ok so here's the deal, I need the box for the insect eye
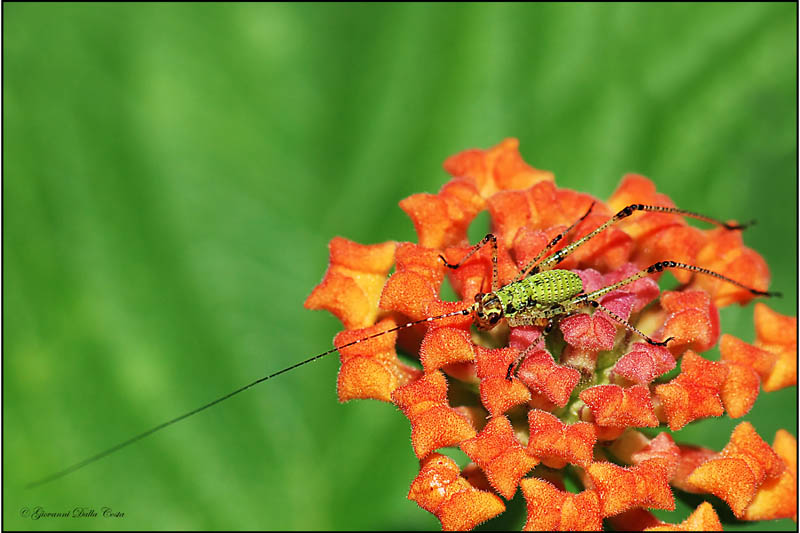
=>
[489,314,500,324]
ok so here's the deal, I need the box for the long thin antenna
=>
[26,308,472,489]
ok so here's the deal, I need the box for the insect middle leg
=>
[589,299,671,346]
[535,204,753,273]
[516,293,671,347]
[503,296,660,379]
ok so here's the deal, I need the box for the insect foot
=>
[306,139,796,530]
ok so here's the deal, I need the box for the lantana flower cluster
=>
[305,139,797,530]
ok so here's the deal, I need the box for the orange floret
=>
[520,477,603,531]
[399,177,485,249]
[527,409,596,468]
[773,429,797,475]
[743,430,797,521]
[392,371,477,458]
[687,457,757,518]
[557,209,634,272]
[719,422,785,484]
[718,334,776,416]
[560,311,617,353]
[609,431,681,480]
[379,243,445,319]
[636,225,708,285]
[305,237,397,329]
[380,270,439,321]
[408,453,505,530]
[644,502,723,531]
[487,189,540,250]
[606,174,677,236]
[511,224,564,272]
[586,458,675,516]
[336,356,401,403]
[607,508,663,531]
[459,416,539,499]
[687,422,785,517]
[379,244,474,339]
[606,175,710,284]
[719,361,759,418]
[743,468,797,521]
[654,351,727,431]
[394,242,447,284]
[613,342,676,385]
[719,333,777,379]
[659,290,720,358]
[691,227,771,307]
[475,346,532,416]
[631,434,680,480]
[671,445,718,493]
[593,425,626,442]
[487,180,597,249]
[516,345,581,408]
[580,384,659,428]
[754,302,797,346]
[754,303,798,391]
[603,262,662,313]
[444,138,554,198]
[461,462,494,492]
[335,318,422,402]
[419,327,476,372]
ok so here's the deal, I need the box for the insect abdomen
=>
[497,270,584,312]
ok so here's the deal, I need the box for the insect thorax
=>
[495,269,584,314]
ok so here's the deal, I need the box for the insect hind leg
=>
[581,260,779,303]
[536,204,754,272]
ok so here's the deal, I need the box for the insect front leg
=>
[504,316,559,381]
[505,307,563,381]
[439,233,499,291]
[506,340,538,381]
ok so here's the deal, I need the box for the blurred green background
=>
[4,3,796,531]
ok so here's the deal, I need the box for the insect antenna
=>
[25,307,473,489]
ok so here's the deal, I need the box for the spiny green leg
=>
[535,204,754,273]
[513,202,596,282]
[578,260,780,303]
[439,233,499,291]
